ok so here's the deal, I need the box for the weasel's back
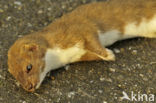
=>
[69,0,156,32]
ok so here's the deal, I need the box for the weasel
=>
[8,0,156,92]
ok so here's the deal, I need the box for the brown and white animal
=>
[8,0,156,92]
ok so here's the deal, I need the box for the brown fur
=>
[8,0,156,92]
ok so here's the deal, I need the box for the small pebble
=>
[14,1,22,6]
[100,77,105,81]
[142,77,148,81]
[27,23,32,27]
[109,68,116,72]
[68,91,75,98]
[105,78,113,82]
[98,90,103,94]
[65,65,70,71]
[118,84,122,88]
[117,75,124,80]
[100,77,112,82]
[0,75,5,79]
[38,10,43,14]
[90,80,94,83]
[103,101,107,103]
[139,74,144,77]
[48,99,52,102]
[62,5,66,9]
[17,6,22,10]
[146,87,154,94]
[134,84,137,87]
[16,81,20,87]
[114,48,120,53]
[6,16,11,21]
[45,91,49,94]
[136,64,141,68]
[56,98,60,102]
[139,74,148,81]
[128,47,132,50]
[18,35,23,38]
[47,7,51,11]
[0,97,3,100]
[132,50,137,55]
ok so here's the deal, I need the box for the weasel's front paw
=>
[89,48,116,61]
[95,48,115,61]
[104,49,115,61]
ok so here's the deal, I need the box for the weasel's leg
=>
[84,35,115,61]
[80,48,115,61]
[80,51,105,61]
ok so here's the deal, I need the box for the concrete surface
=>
[0,0,155,103]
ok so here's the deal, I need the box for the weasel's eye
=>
[26,64,32,73]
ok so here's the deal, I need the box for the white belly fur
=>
[44,43,86,71]
[98,30,137,47]
[124,15,156,37]
[98,15,156,46]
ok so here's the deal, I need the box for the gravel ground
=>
[0,0,156,103]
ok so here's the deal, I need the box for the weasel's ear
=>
[23,43,39,52]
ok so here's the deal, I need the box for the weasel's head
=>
[8,40,47,92]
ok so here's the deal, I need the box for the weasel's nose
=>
[27,83,33,90]
[25,83,36,92]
